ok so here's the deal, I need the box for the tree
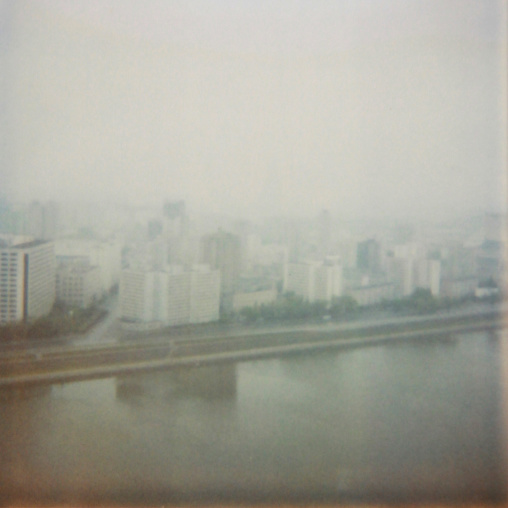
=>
[330,296,359,319]
[408,288,438,314]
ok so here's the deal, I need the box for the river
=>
[0,330,505,505]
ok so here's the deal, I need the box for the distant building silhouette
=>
[200,230,242,310]
[357,238,381,273]
[162,200,189,264]
[25,201,59,240]
[316,209,332,258]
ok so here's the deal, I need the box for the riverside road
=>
[0,305,503,387]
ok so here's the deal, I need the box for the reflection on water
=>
[0,332,505,504]
[117,364,237,402]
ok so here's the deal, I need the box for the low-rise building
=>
[440,276,477,299]
[345,282,395,306]
[233,289,278,311]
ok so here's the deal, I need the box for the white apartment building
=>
[0,237,55,324]
[120,265,220,327]
[119,269,147,322]
[346,282,395,306]
[284,262,316,300]
[165,268,189,325]
[387,245,441,297]
[283,258,343,303]
[387,257,414,297]
[190,265,222,323]
[414,259,441,296]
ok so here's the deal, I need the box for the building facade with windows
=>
[283,258,343,303]
[120,264,220,327]
[0,237,55,324]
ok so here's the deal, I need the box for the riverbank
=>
[0,309,502,388]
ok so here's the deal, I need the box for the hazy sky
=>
[1,0,506,220]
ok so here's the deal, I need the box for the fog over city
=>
[1,0,506,220]
[1,2,507,506]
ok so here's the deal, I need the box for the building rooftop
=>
[13,239,51,249]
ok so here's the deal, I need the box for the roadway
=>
[1,298,500,354]
[0,307,503,388]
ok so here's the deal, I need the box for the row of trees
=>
[382,287,500,315]
[0,302,107,342]
[381,288,441,315]
[238,292,359,324]
[235,286,495,325]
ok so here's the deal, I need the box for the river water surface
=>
[1,331,506,504]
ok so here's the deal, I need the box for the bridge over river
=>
[0,310,503,389]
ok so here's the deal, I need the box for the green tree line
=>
[0,302,107,342]
[238,292,359,324]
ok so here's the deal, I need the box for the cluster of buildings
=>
[283,215,504,306]
[0,234,121,325]
[119,202,241,329]
[118,202,505,331]
[0,201,121,324]
[0,198,504,330]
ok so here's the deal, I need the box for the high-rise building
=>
[0,200,25,235]
[119,265,220,327]
[283,257,342,303]
[0,237,55,323]
[414,258,441,296]
[200,230,242,309]
[163,200,187,237]
[357,239,381,273]
[386,243,442,297]
[284,262,316,301]
[25,201,59,240]
[386,255,414,297]
[162,200,189,264]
